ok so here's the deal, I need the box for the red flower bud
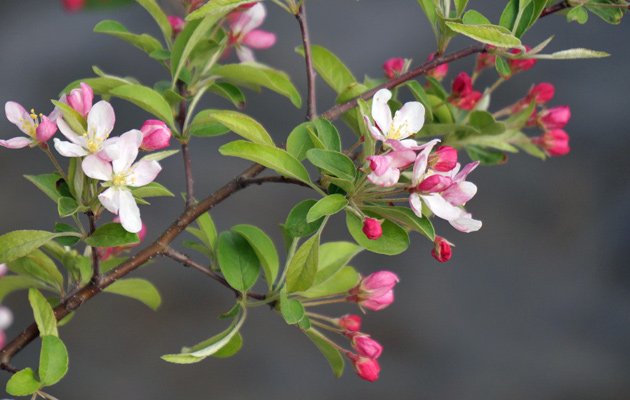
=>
[527,83,555,105]
[383,57,406,79]
[168,16,186,36]
[362,218,383,240]
[338,314,362,332]
[62,0,85,12]
[539,106,571,130]
[452,72,473,97]
[429,145,458,172]
[508,46,537,74]
[431,236,453,263]
[533,129,570,157]
[350,355,381,382]
[475,51,496,72]
[351,333,383,359]
[426,53,448,81]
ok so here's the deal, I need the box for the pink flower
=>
[366,140,416,187]
[427,52,448,81]
[65,82,94,118]
[509,46,537,74]
[533,129,570,156]
[0,330,5,349]
[349,355,381,382]
[140,120,172,151]
[337,314,362,332]
[228,3,276,62]
[539,106,571,130]
[349,271,399,311]
[0,306,13,331]
[432,236,453,263]
[2,102,58,149]
[365,89,425,146]
[383,57,405,79]
[429,145,458,172]
[168,16,186,36]
[62,0,85,12]
[450,73,482,110]
[362,218,383,240]
[351,334,383,359]
[527,83,555,105]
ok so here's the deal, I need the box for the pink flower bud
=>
[0,306,13,331]
[451,91,482,111]
[168,16,186,36]
[527,83,555,105]
[36,115,57,143]
[361,271,399,293]
[62,0,85,12]
[534,129,570,157]
[452,72,473,97]
[509,46,537,74]
[539,106,571,130]
[432,236,453,263]
[429,145,458,172]
[418,174,453,193]
[351,334,383,359]
[383,58,405,79]
[426,53,448,81]
[475,50,496,72]
[66,83,94,118]
[350,355,381,382]
[0,263,7,276]
[349,271,399,311]
[140,120,172,151]
[338,314,362,332]
[362,218,382,240]
[235,2,257,11]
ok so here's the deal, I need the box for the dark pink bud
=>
[527,83,555,105]
[534,129,570,157]
[140,120,172,151]
[66,82,93,118]
[426,53,448,81]
[431,236,453,263]
[338,314,362,332]
[383,57,405,79]
[429,145,458,172]
[351,334,384,359]
[452,91,482,110]
[475,50,496,72]
[0,330,5,350]
[350,355,381,382]
[509,46,537,74]
[452,72,473,97]
[62,0,85,12]
[36,115,57,143]
[539,106,571,130]
[418,174,453,193]
[349,271,399,311]
[168,16,186,36]
[362,218,383,240]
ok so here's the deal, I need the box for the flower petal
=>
[87,101,115,141]
[371,89,393,135]
[82,154,113,181]
[409,193,423,217]
[454,161,480,182]
[367,168,400,187]
[421,193,464,221]
[0,136,32,149]
[56,117,85,146]
[449,212,482,233]
[127,160,162,187]
[442,181,477,206]
[243,29,276,49]
[111,130,141,174]
[98,187,121,214]
[232,3,266,35]
[236,46,256,63]
[118,189,142,233]
[5,101,34,136]
[391,101,425,139]
[53,138,88,157]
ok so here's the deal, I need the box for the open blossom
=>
[383,57,405,79]
[140,120,172,151]
[64,82,94,118]
[365,89,425,147]
[2,102,58,149]
[227,3,276,62]
[348,271,399,311]
[366,139,417,187]
[82,130,162,233]
[533,129,570,156]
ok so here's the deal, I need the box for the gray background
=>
[1,1,630,399]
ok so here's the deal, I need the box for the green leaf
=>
[495,56,512,77]
[109,84,175,127]
[567,6,589,24]
[24,173,64,203]
[306,194,348,223]
[283,199,323,239]
[286,233,320,293]
[54,223,81,246]
[305,329,345,378]
[316,241,362,284]
[586,0,626,24]
[217,231,260,292]
[8,250,64,292]
[469,111,506,135]
[301,265,360,298]
[104,278,162,310]
[140,149,179,163]
[530,48,610,59]
[0,276,47,303]
[51,100,87,135]
[170,18,201,83]
[444,22,522,48]
[196,110,274,145]
[232,224,279,289]
[213,63,302,108]
[405,81,434,121]
[362,206,435,241]
[29,289,58,337]
[306,149,356,181]
[287,122,316,161]
[208,82,246,109]
[466,145,507,165]
[6,368,41,396]
[189,110,230,137]
[462,9,489,25]
[295,45,356,94]
[57,196,81,218]
[85,223,139,247]
[187,0,261,20]
[280,292,305,325]
[0,230,66,264]
[455,0,470,16]
[196,212,218,250]
[346,213,409,256]
[61,76,132,96]
[132,182,175,198]
[212,332,243,358]
[417,0,438,27]
[313,119,342,152]
[39,335,69,386]
[135,0,172,43]
[94,20,163,54]
[499,0,518,29]
[219,140,312,185]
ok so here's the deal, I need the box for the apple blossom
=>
[527,83,555,105]
[349,355,381,382]
[432,236,453,263]
[362,218,383,240]
[383,57,405,79]
[337,314,362,332]
[168,16,185,36]
[0,306,13,331]
[82,130,162,233]
[350,333,383,359]
[450,72,482,110]
[227,3,276,62]
[539,106,571,130]
[429,145,458,172]
[533,129,570,156]
[64,82,94,118]
[2,102,57,149]
[140,119,172,151]
[475,49,496,72]
[348,271,399,311]
[426,52,449,80]
[365,89,425,147]
[366,140,417,187]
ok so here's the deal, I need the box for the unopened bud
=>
[362,218,382,240]
[429,145,458,172]
[36,115,57,144]
[383,58,406,79]
[527,83,555,105]
[349,354,381,382]
[426,53,448,81]
[452,72,473,97]
[168,16,186,36]
[338,314,362,332]
[431,236,453,263]
[349,271,399,311]
[509,46,537,74]
[140,120,172,151]
[351,333,383,359]
[539,106,571,130]
[534,129,570,157]
[66,82,94,118]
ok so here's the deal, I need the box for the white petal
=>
[421,193,464,221]
[87,101,115,141]
[5,101,34,135]
[56,117,85,146]
[391,101,425,139]
[367,168,399,187]
[409,193,424,217]
[237,3,266,34]
[98,187,121,214]
[450,213,482,233]
[0,136,32,149]
[118,189,142,233]
[82,154,113,181]
[127,160,162,187]
[236,46,256,63]
[371,89,393,135]
[54,138,88,157]
[442,181,477,206]
[111,130,141,174]
[0,306,13,330]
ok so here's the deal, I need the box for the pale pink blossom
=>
[0,306,13,331]
[228,3,276,62]
[65,82,94,118]
[366,140,416,187]
[2,102,58,149]
[0,264,7,276]
[365,89,425,146]
[349,271,399,311]
[140,120,172,151]
[82,130,162,233]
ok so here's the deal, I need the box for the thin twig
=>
[87,211,101,284]
[296,3,317,120]
[242,175,312,188]
[181,142,195,207]
[540,0,570,17]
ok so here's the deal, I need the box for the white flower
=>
[365,89,425,147]
[82,130,162,233]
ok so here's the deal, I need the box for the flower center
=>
[86,138,102,153]
[19,108,42,138]
[112,173,128,187]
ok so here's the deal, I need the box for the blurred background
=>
[1,0,629,399]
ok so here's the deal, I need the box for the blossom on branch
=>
[365,88,425,147]
[227,3,276,62]
[2,102,58,149]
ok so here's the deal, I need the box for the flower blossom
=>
[2,102,57,149]
[227,3,276,62]
[450,72,482,110]
[539,106,571,130]
[365,139,417,187]
[348,271,399,312]
[350,333,384,359]
[426,52,448,80]
[365,88,425,148]
[140,119,172,151]
[82,130,162,233]
[383,57,406,79]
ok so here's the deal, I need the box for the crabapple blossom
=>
[527,83,555,105]
[168,16,185,35]
[337,314,362,332]
[475,49,496,72]
[2,101,57,149]
[426,52,449,80]
[539,106,571,130]
[82,130,162,233]
[349,355,381,382]
[362,218,383,240]
[348,271,399,311]
[227,3,276,62]
[383,57,405,79]
[365,89,425,147]
[533,129,570,156]
[432,236,453,263]
[509,46,537,74]
[350,333,384,359]
[140,119,172,151]
[450,72,482,110]
[64,82,94,118]
[366,139,417,187]
[429,145,458,172]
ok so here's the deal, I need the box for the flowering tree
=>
[0,0,627,397]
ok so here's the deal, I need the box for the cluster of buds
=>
[0,264,14,350]
[450,72,482,110]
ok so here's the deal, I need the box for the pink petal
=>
[87,101,115,141]
[371,89,393,135]
[35,115,57,143]
[118,189,142,233]
[0,136,32,149]
[441,181,477,206]
[454,161,479,182]
[127,160,162,187]
[5,101,34,135]
[82,154,113,181]
[232,3,266,35]
[243,29,276,49]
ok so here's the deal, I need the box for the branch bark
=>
[296,3,317,120]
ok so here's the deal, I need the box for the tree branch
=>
[181,142,195,207]
[296,3,317,120]
[87,211,101,284]
[540,0,570,17]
